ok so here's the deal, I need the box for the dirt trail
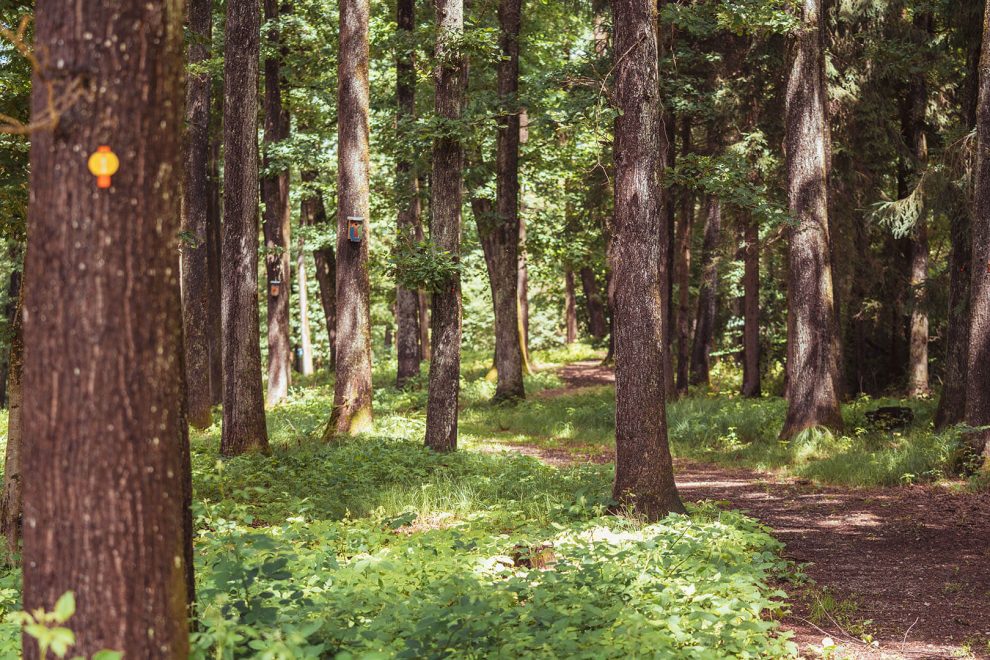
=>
[532,361,990,658]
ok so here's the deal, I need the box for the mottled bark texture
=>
[608,0,685,520]
[689,195,721,386]
[479,0,526,401]
[207,117,224,405]
[263,0,292,406]
[742,212,761,397]
[222,0,271,455]
[328,0,374,435]
[182,0,215,429]
[425,0,466,452]
[296,239,315,375]
[675,117,693,395]
[0,284,22,563]
[518,215,532,363]
[580,267,608,340]
[564,270,578,343]
[780,0,844,439]
[301,171,338,369]
[965,0,990,461]
[396,0,423,388]
[21,0,192,653]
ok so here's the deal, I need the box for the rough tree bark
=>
[327,0,375,435]
[182,0,215,429]
[518,214,531,362]
[689,194,721,386]
[0,267,19,408]
[296,239,315,375]
[301,171,338,369]
[207,102,224,406]
[965,0,990,462]
[580,267,608,340]
[21,0,192,653]
[608,0,685,520]
[262,0,293,406]
[477,0,526,401]
[0,284,22,563]
[396,0,423,388]
[742,212,761,397]
[675,117,693,395]
[564,270,578,343]
[222,0,271,455]
[780,0,844,439]
[425,0,466,452]
[905,10,932,398]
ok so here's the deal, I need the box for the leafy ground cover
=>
[0,346,801,658]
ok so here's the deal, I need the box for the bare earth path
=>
[534,362,990,658]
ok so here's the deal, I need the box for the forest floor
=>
[512,360,990,659]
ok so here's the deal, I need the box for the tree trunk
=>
[675,117,693,395]
[182,0,215,429]
[658,3,676,400]
[518,214,531,362]
[262,0,292,407]
[780,0,844,439]
[0,284,23,564]
[328,0,375,435]
[425,0,466,452]
[689,195,720,386]
[297,238,315,375]
[580,267,608,340]
[221,0,270,455]
[396,0,423,388]
[965,0,990,461]
[608,0,685,520]
[742,212,761,397]
[564,270,578,343]
[905,11,932,398]
[207,109,224,406]
[0,267,20,408]
[301,171,338,370]
[21,0,192,652]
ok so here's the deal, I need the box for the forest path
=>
[529,361,990,658]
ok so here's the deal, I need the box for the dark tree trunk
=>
[207,111,224,406]
[965,0,990,461]
[221,0,270,455]
[689,195,721,386]
[182,0,215,429]
[608,0,685,521]
[780,0,844,439]
[21,0,192,653]
[301,171,338,370]
[0,267,20,408]
[425,0,466,452]
[742,212,761,397]
[580,267,608,340]
[675,117,693,395]
[475,0,526,401]
[328,0,375,435]
[564,269,578,343]
[0,284,22,564]
[262,0,292,406]
[658,2,676,400]
[396,0,422,388]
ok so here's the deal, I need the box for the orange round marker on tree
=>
[87,145,119,188]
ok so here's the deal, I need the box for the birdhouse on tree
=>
[87,145,119,189]
[269,279,281,297]
[347,216,363,243]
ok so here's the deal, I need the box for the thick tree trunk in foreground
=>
[564,270,578,343]
[396,0,422,388]
[965,0,990,462]
[780,0,843,439]
[675,118,693,395]
[580,267,608,340]
[262,0,292,406]
[21,0,192,653]
[425,0,466,452]
[742,212,761,397]
[609,0,685,520]
[0,285,22,563]
[182,0,215,429]
[328,0,374,435]
[301,171,338,369]
[689,195,721,386]
[222,0,270,455]
[477,0,526,401]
